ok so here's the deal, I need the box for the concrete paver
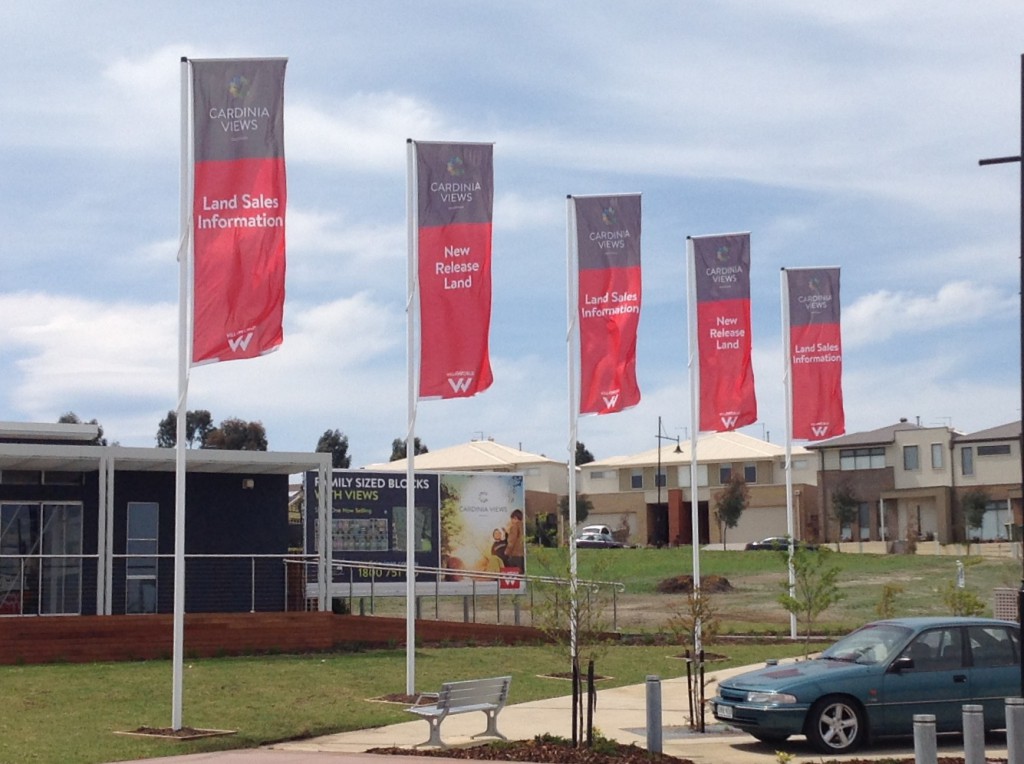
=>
[116,659,1009,763]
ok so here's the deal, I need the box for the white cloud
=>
[843,281,1016,346]
[0,293,176,418]
[288,94,445,172]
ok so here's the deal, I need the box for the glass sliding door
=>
[40,504,82,614]
[0,504,37,614]
[0,502,83,615]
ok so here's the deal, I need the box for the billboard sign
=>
[304,470,525,596]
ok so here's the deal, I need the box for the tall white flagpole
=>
[565,196,579,663]
[781,268,797,640]
[405,139,418,695]
[172,56,192,731]
[685,236,701,657]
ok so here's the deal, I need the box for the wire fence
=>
[318,559,627,630]
[1,553,625,630]
[0,553,317,616]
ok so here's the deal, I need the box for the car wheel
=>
[751,732,789,744]
[806,695,865,754]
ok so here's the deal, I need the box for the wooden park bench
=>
[405,675,512,747]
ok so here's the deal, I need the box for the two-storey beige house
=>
[577,431,818,546]
[807,420,1022,545]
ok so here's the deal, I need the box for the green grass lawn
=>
[2,544,1020,763]
[528,544,1023,634]
[0,641,816,764]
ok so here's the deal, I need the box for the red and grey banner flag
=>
[190,58,287,365]
[785,267,844,440]
[689,233,757,431]
[573,194,642,415]
[414,141,494,399]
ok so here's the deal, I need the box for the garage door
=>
[732,506,788,544]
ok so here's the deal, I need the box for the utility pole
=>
[978,53,1024,697]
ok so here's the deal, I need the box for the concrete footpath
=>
[116,660,1010,763]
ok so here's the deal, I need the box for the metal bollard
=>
[913,714,937,764]
[962,705,984,764]
[646,675,663,754]
[1008,697,1024,764]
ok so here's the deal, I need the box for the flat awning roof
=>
[0,442,331,476]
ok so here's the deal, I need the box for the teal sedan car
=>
[712,617,1020,754]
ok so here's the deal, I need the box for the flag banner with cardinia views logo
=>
[190,58,287,366]
[415,141,494,399]
[574,194,642,415]
[691,232,757,431]
[786,267,845,440]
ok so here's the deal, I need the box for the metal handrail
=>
[323,558,626,630]
[1,553,318,615]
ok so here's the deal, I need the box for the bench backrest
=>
[436,676,511,710]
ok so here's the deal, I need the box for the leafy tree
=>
[575,441,595,465]
[202,417,268,450]
[830,480,859,550]
[316,429,351,468]
[941,579,985,616]
[666,589,720,730]
[155,409,214,448]
[714,473,748,549]
[875,582,904,619]
[559,493,593,537]
[961,488,989,554]
[390,437,428,461]
[777,546,844,653]
[58,412,107,445]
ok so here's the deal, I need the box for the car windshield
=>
[819,623,913,665]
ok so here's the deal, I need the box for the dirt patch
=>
[115,727,235,740]
[368,736,693,764]
[655,575,733,594]
[367,737,977,764]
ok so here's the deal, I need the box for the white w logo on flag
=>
[601,393,619,409]
[448,376,474,394]
[720,415,739,429]
[811,424,830,438]
[227,332,254,352]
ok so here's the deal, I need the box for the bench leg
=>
[417,717,446,748]
[471,709,506,741]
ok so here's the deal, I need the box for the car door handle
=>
[954,674,967,683]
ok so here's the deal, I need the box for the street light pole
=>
[978,52,1024,698]
[656,417,682,540]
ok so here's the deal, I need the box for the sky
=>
[3,1,1024,467]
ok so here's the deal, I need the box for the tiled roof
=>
[363,439,562,471]
[584,430,808,468]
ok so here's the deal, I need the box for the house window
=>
[0,502,82,615]
[978,444,1012,456]
[743,463,756,483]
[630,469,643,489]
[126,502,159,614]
[931,444,943,469]
[0,470,41,485]
[903,445,919,471]
[42,471,84,486]
[962,447,974,476]
[858,502,871,541]
[655,472,666,487]
[839,447,885,470]
[589,471,606,479]
[719,465,732,484]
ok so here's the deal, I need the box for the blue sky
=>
[2,1,1023,466]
